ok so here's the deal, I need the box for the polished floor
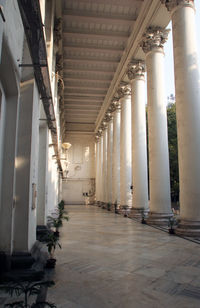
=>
[48,205,200,308]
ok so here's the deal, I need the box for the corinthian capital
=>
[111,99,121,111]
[117,82,131,98]
[140,27,170,54]
[161,0,194,11]
[95,135,100,143]
[127,61,145,80]
[97,129,102,137]
[104,112,113,122]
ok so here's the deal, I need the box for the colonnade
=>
[95,0,200,236]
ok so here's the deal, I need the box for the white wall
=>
[62,134,95,204]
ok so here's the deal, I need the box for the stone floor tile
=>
[47,205,200,308]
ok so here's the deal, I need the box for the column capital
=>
[140,27,170,54]
[105,112,113,122]
[97,128,103,137]
[101,121,108,131]
[127,60,145,81]
[111,99,121,112]
[161,0,194,12]
[117,82,131,98]
[95,135,100,143]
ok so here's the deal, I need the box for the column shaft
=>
[112,107,121,206]
[107,119,113,204]
[99,135,103,203]
[141,27,172,224]
[169,1,200,235]
[95,139,100,203]
[102,128,108,204]
[120,93,132,208]
[128,65,149,216]
[146,49,171,217]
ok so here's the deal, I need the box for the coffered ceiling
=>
[61,0,170,134]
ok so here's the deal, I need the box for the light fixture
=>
[62,142,72,150]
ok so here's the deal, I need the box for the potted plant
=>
[47,216,63,237]
[0,280,56,307]
[45,232,61,268]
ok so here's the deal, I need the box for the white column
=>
[95,135,100,204]
[112,101,121,208]
[118,83,132,209]
[99,130,103,204]
[141,27,172,224]
[102,122,108,205]
[107,114,113,204]
[127,61,149,216]
[163,0,200,235]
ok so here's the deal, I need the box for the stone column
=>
[127,61,149,217]
[101,122,108,207]
[112,100,121,210]
[106,113,113,206]
[141,27,172,224]
[98,129,103,205]
[95,135,100,205]
[118,83,132,212]
[162,0,200,236]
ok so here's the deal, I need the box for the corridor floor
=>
[48,205,200,308]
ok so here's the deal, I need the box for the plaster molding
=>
[127,60,145,80]
[140,27,170,54]
[161,0,194,11]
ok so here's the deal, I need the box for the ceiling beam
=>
[64,105,101,110]
[64,84,109,90]
[64,95,104,101]
[64,66,115,73]
[63,45,123,54]
[63,41,124,51]
[63,9,137,22]
[64,53,120,63]
[62,29,129,39]
[63,76,112,82]
[63,32,127,43]
[64,82,110,88]
[64,88,107,95]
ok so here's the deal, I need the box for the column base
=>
[175,220,200,237]
[101,202,107,209]
[128,208,149,219]
[146,212,173,226]
[119,205,132,217]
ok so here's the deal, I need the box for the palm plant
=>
[46,232,61,258]
[45,232,62,268]
[0,280,56,308]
